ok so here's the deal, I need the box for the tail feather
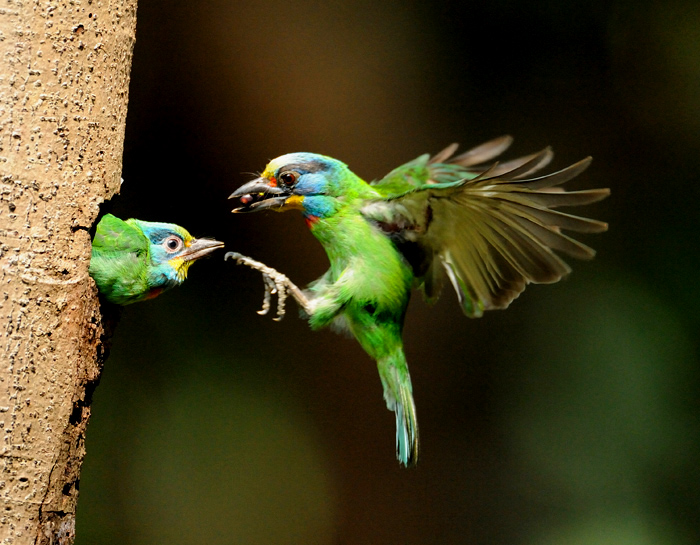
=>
[379,353,419,467]
[393,383,419,467]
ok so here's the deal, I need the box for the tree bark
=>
[0,1,137,543]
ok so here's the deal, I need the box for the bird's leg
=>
[225,252,312,320]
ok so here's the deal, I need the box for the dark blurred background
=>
[76,1,700,544]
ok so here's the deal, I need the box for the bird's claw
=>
[225,251,309,320]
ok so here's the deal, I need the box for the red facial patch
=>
[268,177,277,187]
[304,215,319,229]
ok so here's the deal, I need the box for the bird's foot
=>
[225,252,312,320]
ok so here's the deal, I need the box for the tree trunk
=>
[0,1,137,543]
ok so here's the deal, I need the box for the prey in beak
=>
[229,177,292,213]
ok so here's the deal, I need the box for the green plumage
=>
[89,214,224,305]
[230,136,609,466]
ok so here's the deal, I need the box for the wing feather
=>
[363,141,609,317]
[438,135,513,167]
[485,148,553,181]
[93,214,148,254]
[504,157,593,189]
[372,135,554,194]
[476,149,554,178]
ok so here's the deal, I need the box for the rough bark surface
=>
[0,1,137,543]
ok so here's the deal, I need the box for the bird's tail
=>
[378,350,419,467]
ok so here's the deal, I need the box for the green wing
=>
[362,145,609,317]
[92,214,149,254]
[370,135,551,197]
[90,214,151,304]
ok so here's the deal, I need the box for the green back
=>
[89,214,151,304]
[92,214,149,255]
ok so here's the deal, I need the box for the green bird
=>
[229,136,609,467]
[89,213,224,305]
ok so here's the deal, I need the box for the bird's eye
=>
[163,235,183,253]
[279,171,298,187]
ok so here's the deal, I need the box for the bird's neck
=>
[305,203,395,274]
[147,261,185,293]
[301,178,385,268]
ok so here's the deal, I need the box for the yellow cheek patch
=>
[284,195,305,209]
[168,257,192,281]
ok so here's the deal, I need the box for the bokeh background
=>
[76,1,699,544]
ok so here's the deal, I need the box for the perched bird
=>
[90,213,224,305]
[229,136,609,467]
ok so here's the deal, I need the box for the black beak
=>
[229,177,291,213]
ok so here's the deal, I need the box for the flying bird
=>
[90,213,224,305]
[229,136,609,466]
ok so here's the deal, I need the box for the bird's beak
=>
[229,177,291,213]
[179,238,225,262]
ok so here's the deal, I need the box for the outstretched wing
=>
[92,214,148,255]
[371,135,553,196]
[362,146,609,317]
